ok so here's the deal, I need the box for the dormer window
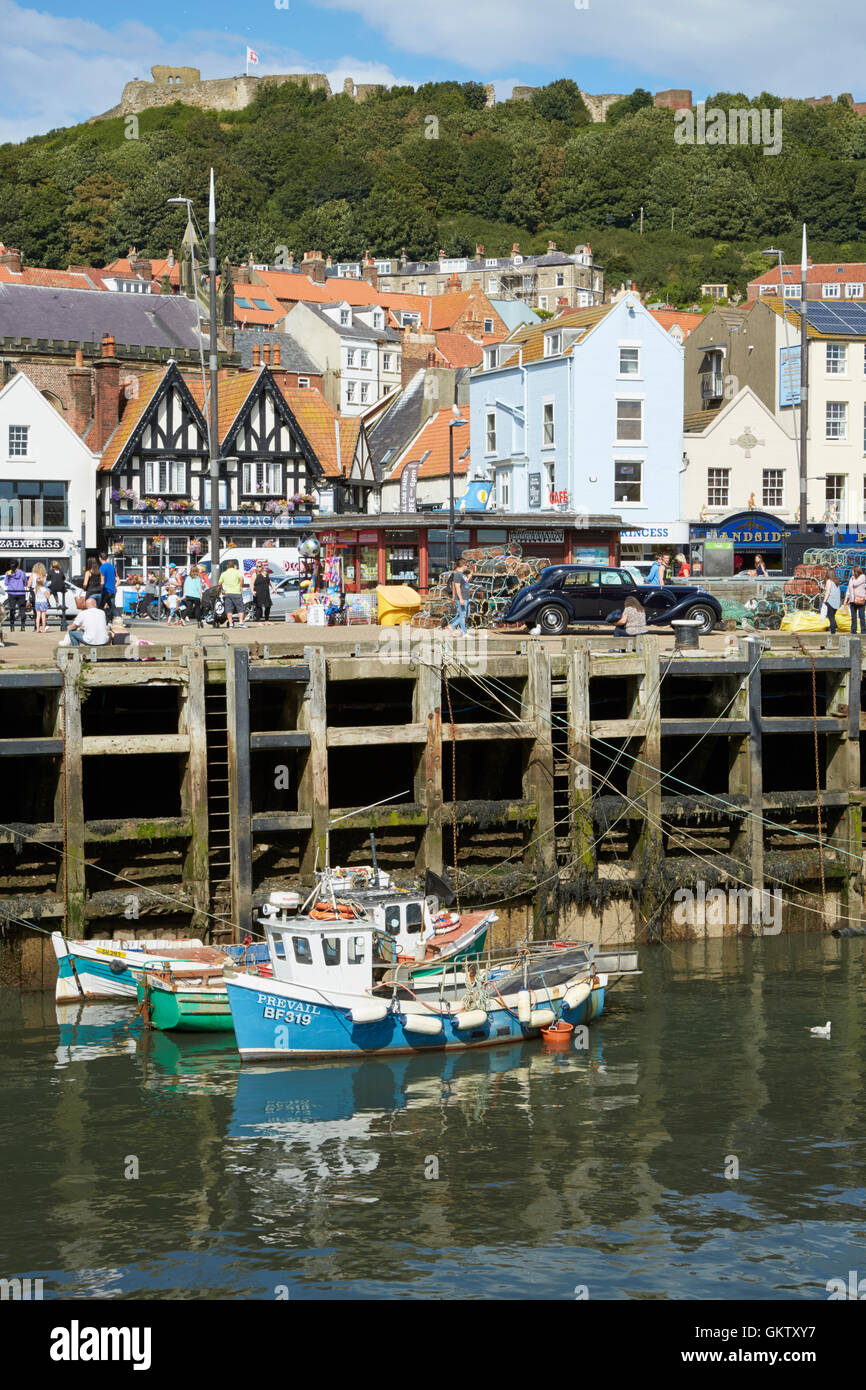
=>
[340,308,350,324]
[484,346,500,369]
[543,332,562,357]
[373,312,383,329]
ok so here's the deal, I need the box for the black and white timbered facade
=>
[99,364,341,575]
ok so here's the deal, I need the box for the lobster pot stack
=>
[412,545,547,629]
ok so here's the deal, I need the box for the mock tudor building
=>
[97,362,375,575]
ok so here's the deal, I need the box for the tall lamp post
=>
[447,410,468,570]
[764,226,809,560]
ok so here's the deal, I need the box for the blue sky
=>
[2,0,863,144]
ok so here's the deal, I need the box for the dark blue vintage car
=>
[500,565,722,635]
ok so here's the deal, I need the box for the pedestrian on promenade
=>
[68,597,109,647]
[82,558,103,603]
[47,560,68,630]
[754,554,768,577]
[31,570,50,633]
[252,561,272,622]
[98,552,117,618]
[673,553,691,578]
[4,560,28,630]
[220,559,246,628]
[846,566,866,632]
[821,574,842,634]
[646,552,670,586]
[165,579,182,625]
[447,558,471,633]
[183,565,203,625]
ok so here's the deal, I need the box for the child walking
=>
[32,572,49,633]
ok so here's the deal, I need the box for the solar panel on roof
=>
[806,302,866,335]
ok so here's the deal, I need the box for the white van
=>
[199,548,303,620]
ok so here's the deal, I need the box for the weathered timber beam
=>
[0,895,63,920]
[762,790,849,810]
[0,738,63,757]
[762,657,850,673]
[444,720,537,741]
[0,671,63,689]
[325,724,426,748]
[83,817,192,842]
[454,799,538,825]
[81,734,191,756]
[0,824,63,844]
[328,803,427,830]
[85,888,195,918]
[248,665,310,683]
[591,719,647,740]
[250,732,312,751]
[760,717,845,735]
[252,812,314,833]
[82,667,186,687]
[661,719,751,736]
[588,658,646,678]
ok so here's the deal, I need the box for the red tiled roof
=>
[386,407,471,482]
[98,371,166,471]
[231,284,286,327]
[431,331,488,367]
[104,256,181,289]
[0,264,97,289]
[649,309,706,338]
[748,262,866,292]
[282,387,360,478]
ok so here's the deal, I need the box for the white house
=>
[682,385,799,524]
[0,371,99,571]
[284,300,402,417]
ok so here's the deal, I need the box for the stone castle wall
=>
[95,65,694,124]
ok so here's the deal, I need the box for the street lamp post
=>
[764,228,809,551]
[447,411,468,571]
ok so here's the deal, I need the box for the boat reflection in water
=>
[54,1003,142,1069]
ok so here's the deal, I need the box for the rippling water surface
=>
[1,933,864,1299]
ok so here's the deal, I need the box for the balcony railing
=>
[701,371,725,401]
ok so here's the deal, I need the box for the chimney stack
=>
[272,342,280,367]
[361,250,378,290]
[302,249,326,284]
[547,240,557,252]
[129,249,152,283]
[252,344,261,366]
[67,349,92,438]
[262,343,271,365]
[475,243,484,257]
[167,248,175,268]
[0,244,23,274]
[91,334,122,452]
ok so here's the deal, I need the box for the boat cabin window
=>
[322,936,341,966]
[384,904,402,934]
[348,935,366,964]
[405,903,423,934]
[292,936,312,964]
[273,936,287,959]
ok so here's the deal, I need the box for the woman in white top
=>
[822,574,842,634]
[845,566,866,633]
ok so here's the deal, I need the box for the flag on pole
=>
[246,47,259,74]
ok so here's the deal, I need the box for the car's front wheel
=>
[535,604,569,635]
[683,603,717,635]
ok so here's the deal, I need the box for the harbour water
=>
[1,933,864,1301]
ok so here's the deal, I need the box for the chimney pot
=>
[74,348,84,367]
[252,344,261,366]
[101,334,116,359]
[0,245,22,274]
[262,344,271,364]
[273,342,280,366]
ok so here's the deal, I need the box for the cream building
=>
[683,386,799,525]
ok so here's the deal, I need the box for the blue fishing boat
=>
[224,898,608,1062]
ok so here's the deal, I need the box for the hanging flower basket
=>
[189,538,204,555]
[111,543,125,556]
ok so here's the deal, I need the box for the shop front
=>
[315,514,621,598]
[620,522,690,563]
[688,512,824,574]
[0,532,80,573]
[110,512,315,578]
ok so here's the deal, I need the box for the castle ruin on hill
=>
[92,65,696,123]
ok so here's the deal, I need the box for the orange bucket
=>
[541,1018,573,1049]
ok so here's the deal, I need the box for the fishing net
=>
[411,545,547,629]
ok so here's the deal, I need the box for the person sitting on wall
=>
[613,594,649,636]
[68,596,109,647]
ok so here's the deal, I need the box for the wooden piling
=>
[60,652,86,936]
[181,643,212,935]
[226,644,252,937]
[298,645,329,874]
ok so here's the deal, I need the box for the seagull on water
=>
[808,1021,831,1038]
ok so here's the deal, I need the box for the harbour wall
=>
[0,632,861,988]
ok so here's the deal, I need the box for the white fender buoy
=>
[350,1001,389,1025]
[403,1012,443,1035]
[563,982,591,1010]
[452,1008,488,1030]
[517,988,531,1023]
[529,1008,555,1029]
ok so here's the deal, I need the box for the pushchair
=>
[199,585,227,627]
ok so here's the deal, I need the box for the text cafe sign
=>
[114,513,311,531]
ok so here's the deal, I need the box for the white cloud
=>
[314,0,860,97]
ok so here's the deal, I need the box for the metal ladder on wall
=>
[550,673,571,867]
[204,685,232,889]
